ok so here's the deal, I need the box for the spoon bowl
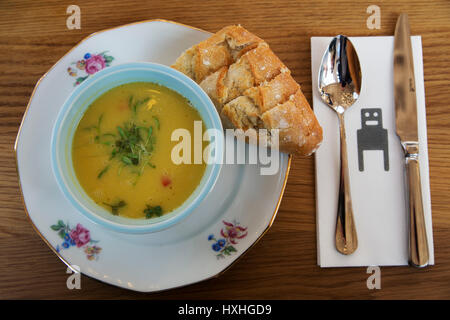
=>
[319,35,361,112]
[318,35,362,255]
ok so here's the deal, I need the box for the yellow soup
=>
[72,82,207,219]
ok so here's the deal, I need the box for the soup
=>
[72,82,207,219]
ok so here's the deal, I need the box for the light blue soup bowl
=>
[51,62,224,234]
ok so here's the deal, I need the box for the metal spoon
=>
[318,35,362,255]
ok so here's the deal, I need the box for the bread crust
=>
[172,25,264,83]
[244,72,299,113]
[172,25,322,156]
[261,90,323,155]
[199,44,287,105]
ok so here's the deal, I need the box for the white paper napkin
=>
[311,36,434,267]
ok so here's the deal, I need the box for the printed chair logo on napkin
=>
[357,108,389,172]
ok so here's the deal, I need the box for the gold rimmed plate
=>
[15,20,291,292]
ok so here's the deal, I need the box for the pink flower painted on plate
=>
[85,54,106,75]
[69,223,91,247]
[51,220,101,261]
[220,220,248,244]
[67,51,114,86]
[208,220,248,259]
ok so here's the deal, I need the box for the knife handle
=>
[335,113,358,255]
[404,143,429,267]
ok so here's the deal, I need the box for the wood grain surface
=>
[1,0,449,299]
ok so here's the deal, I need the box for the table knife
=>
[394,13,429,268]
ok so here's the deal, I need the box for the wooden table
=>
[1,0,449,299]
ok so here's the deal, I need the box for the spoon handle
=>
[335,113,358,255]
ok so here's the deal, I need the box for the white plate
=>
[15,20,291,292]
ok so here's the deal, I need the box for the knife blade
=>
[394,13,418,142]
[394,13,429,267]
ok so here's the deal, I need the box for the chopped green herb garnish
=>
[95,114,104,140]
[144,205,163,219]
[153,116,160,130]
[85,114,105,143]
[95,121,156,183]
[121,155,133,165]
[90,97,156,182]
[112,122,155,167]
[97,114,104,127]
[117,126,127,139]
[102,133,116,138]
[130,96,150,116]
[128,95,134,109]
[110,148,117,159]
[97,165,109,179]
[103,200,126,215]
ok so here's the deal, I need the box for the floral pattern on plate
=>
[51,220,102,261]
[67,51,114,86]
[208,220,248,259]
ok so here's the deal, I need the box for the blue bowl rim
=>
[50,62,224,234]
